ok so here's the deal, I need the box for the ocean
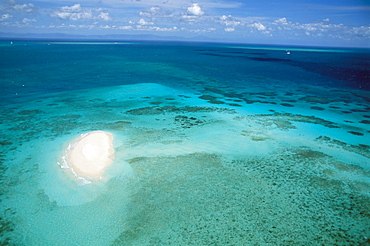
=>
[0,40,369,245]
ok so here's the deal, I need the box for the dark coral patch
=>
[284,113,338,128]
[243,99,277,105]
[329,106,341,109]
[178,95,191,99]
[364,115,370,118]
[126,106,235,115]
[311,106,325,111]
[204,87,225,94]
[316,136,369,157]
[300,96,331,104]
[351,109,367,112]
[291,147,328,158]
[342,111,352,114]
[0,141,13,145]
[348,131,364,136]
[360,120,370,124]
[105,121,132,130]
[174,115,206,128]
[199,95,218,100]
[150,101,163,105]
[228,103,242,107]
[261,101,277,104]
[126,106,163,115]
[280,103,294,107]
[18,109,42,115]
[255,92,278,97]
[209,100,225,104]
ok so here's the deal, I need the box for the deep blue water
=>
[1,41,369,104]
[0,40,369,245]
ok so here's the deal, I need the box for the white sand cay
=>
[67,131,114,179]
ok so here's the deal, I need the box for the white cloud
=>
[140,6,158,17]
[50,23,96,29]
[148,26,178,31]
[219,15,240,28]
[118,25,133,30]
[274,18,288,25]
[225,27,234,32]
[52,4,111,22]
[181,15,197,21]
[53,4,92,21]
[98,12,111,21]
[179,3,205,22]
[0,1,37,16]
[185,27,215,33]
[0,0,367,46]
[352,25,370,38]
[187,3,204,16]
[60,4,82,13]
[0,13,12,21]
[138,18,153,25]
[14,3,35,13]
[58,11,92,21]
[250,22,266,31]
[140,6,166,18]
[22,17,36,23]
[133,24,179,32]
[99,24,110,29]
[269,17,370,41]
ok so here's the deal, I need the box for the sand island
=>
[66,131,114,179]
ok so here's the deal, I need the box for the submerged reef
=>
[316,136,370,158]
[112,149,369,245]
[299,96,332,104]
[125,106,236,115]
[0,82,368,245]
[245,112,340,129]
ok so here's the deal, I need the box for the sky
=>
[0,0,369,47]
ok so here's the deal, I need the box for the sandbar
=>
[67,131,114,179]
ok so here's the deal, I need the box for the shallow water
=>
[0,41,369,245]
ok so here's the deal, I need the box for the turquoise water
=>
[0,41,369,245]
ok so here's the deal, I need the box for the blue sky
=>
[0,0,369,47]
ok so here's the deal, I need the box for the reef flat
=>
[0,82,369,245]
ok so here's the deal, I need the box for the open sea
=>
[0,40,369,245]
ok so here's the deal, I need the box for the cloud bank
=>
[52,4,111,22]
[0,0,369,47]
